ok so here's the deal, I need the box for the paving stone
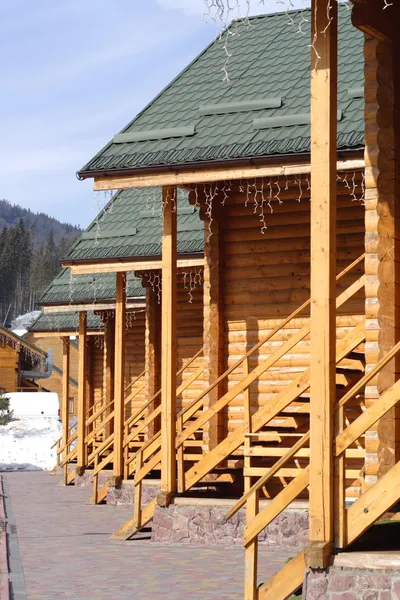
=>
[4,472,294,600]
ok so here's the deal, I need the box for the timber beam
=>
[352,1,397,43]
[65,257,204,276]
[92,159,364,191]
[159,186,178,501]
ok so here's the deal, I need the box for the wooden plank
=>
[309,0,337,556]
[77,311,87,470]
[258,550,305,600]
[114,272,126,480]
[335,378,400,456]
[347,460,400,545]
[92,159,364,191]
[67,257,204,276]
[160,186,177,500]
[61,338,70,464]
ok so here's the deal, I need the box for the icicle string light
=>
[182,268,204,303]
[192,169,364,235]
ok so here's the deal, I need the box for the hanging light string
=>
[190,169,364,237]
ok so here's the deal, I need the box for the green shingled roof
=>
[40,268,145,305]
[30,311,103,333]
[64,187,203,262]
[78,7,364,178]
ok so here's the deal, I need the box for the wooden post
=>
[104,315,115,439]
[145,286,161,438]
[77,311,87,472]
[62,337,70,465]
[84,337,93,465]
[243,355,258,600]
[114,272,127,483]
[309,0,337,567]
[203,204,225,451]
[159,186,177,505]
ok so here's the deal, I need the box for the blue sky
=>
[0,0,307,228]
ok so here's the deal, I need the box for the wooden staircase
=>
[173,256,366,497]
[220,260,400,598]
[111,255,366,546]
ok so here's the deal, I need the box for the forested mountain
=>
[0,201,82,326]
[0,200,81,245]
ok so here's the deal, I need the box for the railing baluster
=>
[243,356,258,600]
[177,415,185,493]
[334,402,346,548]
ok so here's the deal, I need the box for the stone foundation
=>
[151,503,308,547]
[304,555,400,600]
[106,482,160,507]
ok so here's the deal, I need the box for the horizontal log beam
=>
[92,159,365,191]
[42,301,144,313]
[66,257,204,276]
[352,1,396,42]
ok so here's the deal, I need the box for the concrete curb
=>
[0,476,10,600]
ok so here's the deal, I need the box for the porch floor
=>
[3,471,295,600]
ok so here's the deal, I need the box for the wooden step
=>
[111,498,158,541]
[66,468,77,485]
[258,549,305,600]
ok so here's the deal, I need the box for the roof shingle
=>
[78,7,364,177]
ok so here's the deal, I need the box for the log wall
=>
[221,180,365,432]
[0,344,19,392]
[363,33,400,484]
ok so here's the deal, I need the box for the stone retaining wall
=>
[106,483,160,507]
[151,503,308,547]
[304,567,400,600]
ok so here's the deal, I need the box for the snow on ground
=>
[0,416,61,471]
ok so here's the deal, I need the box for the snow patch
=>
[10,311,41,336]
[0,416,61,472]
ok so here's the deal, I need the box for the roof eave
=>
[77,147,364,182]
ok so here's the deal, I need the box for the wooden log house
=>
[0,325,47,394]
[36,188,204,489]
[64,1,400,597]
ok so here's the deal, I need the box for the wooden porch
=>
[48,1,400,598]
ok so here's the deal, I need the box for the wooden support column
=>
[202,204,225,451]
[308,0,337,567]
[159,186,177,505]
[114,272,126,482]
[62,337,70,464]
[77,311,87,472]
[361,26,400,484]
[145,286,161,438]
[103,314,115,438]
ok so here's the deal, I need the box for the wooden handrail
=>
[176,254,365,423]
[336,339,400,412]
[226,432,310,520]
[124,347,204,431]
[86,399,114,428]
[177,273,365,449]
[124,370,146,394]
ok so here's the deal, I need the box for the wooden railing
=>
[238,336,400,600]
[112,349,204,538]
[218,255,400,600]
[88,353,203,505]
[174,254,365,494]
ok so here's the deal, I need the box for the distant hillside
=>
[0,199,81,245]
[0,201,82,326]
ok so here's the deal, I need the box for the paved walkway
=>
[3,472,294,600]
